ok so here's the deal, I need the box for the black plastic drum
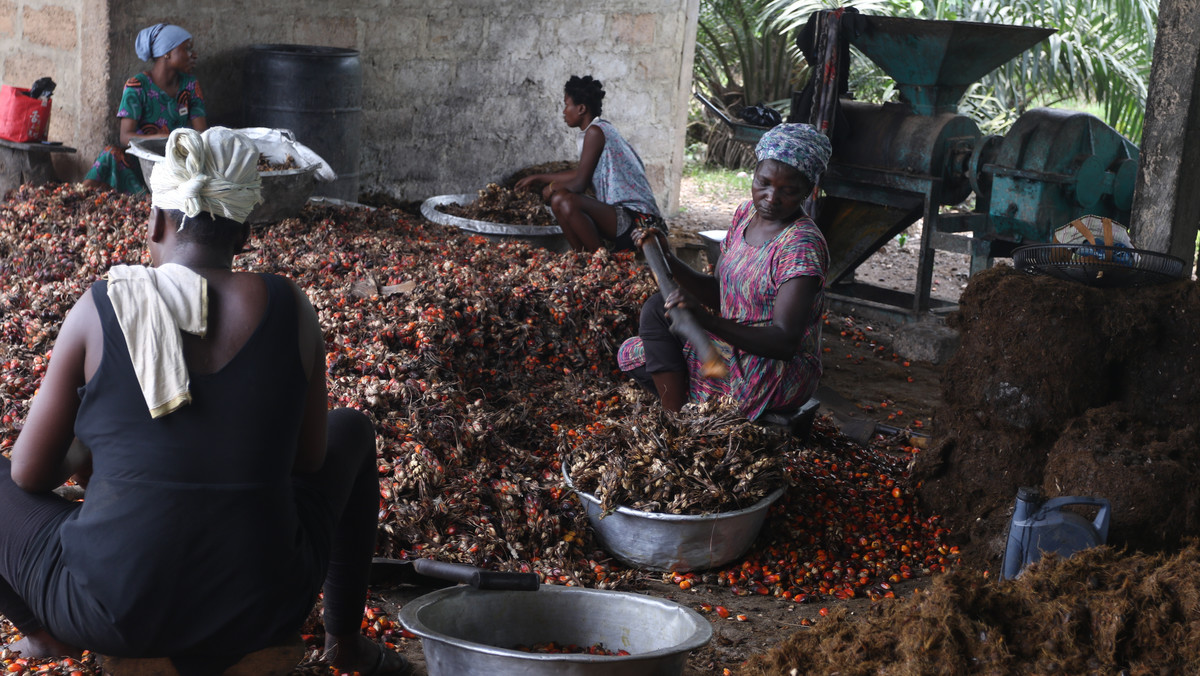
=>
[244,44,362,201]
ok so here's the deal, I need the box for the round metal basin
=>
[398,584,711,676]
[698,229,727,268]
[565,466,784,572]
[127,137,318,225]
[421,193,569,253]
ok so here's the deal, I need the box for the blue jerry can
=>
[1001,486,1111,580]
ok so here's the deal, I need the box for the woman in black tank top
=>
[0,128,410,675]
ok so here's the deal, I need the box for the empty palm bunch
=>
[564,390,788,516]
[437,183,556,226]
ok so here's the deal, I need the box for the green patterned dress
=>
[84,72,207,194]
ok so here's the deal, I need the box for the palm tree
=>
[694,0,800,110]
[764,0,1156,141]
[692,0,805,167]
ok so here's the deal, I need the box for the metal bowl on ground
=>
[127,137,318,225]
[698,229,727,268]
[398,584,711,676]
[421,193,569,253]
[564,465,784,572]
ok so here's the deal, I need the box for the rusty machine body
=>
[720,15,1139,318]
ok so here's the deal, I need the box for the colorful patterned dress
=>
[618,200,828,419]
[84,72,207,194]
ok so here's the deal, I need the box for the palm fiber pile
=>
[739,542,1200,675]
[911,266,1200,567]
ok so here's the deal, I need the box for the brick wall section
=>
[0,1,82,170]
[0,2,16,38]
[22,5,75,49]
[2,1,699,212]
[4,50,50,86]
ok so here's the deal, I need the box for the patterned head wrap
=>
[135,23,191,61]
[754,123,832,185]
[150,127,262,226]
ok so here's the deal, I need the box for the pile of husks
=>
[565,391,786,515]
[0,185,954,674]
[739,542,1200,674]
[436,183,556,226]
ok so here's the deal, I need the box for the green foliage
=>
[694,0,804,109]
[685,140,710,167]
[683,164,755,202]
[766,0,900,107]
[966,0,1156,142]
[693,0,805,168]
[767,0,892,34]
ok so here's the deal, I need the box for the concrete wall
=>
[0,0,108,182]
[1,0,699,212]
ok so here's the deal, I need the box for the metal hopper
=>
[847,16,1054,116]
[812,15,1139,318]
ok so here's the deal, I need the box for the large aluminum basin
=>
[398,584,711,676]
[421,193,569,253]
[565,466,784,572]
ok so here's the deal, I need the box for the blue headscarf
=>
[754,123,832,185]
[135,24,192,61]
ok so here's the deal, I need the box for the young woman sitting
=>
[83,23,209,194]
[516,75,664,251]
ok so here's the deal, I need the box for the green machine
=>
[810,15,1138,316]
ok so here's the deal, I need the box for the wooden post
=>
[1131,0,1200,268]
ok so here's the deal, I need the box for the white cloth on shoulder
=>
[106,263,208,418]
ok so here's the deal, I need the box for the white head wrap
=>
[150,127,263,226]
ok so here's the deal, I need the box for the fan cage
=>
[1012,244,1188,288]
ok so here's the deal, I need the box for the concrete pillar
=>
[665,0,700,215]
[1131,0,1200,267]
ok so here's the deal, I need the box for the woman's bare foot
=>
[9,630,81,659]
[324,633,411,676]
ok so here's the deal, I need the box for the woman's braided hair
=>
[565,75,605,117]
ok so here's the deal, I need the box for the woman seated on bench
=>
[83,23,209,194]
[0,128,409,675]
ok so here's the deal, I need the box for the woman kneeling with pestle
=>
[0,128,409,674]
[619,123,831,420]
